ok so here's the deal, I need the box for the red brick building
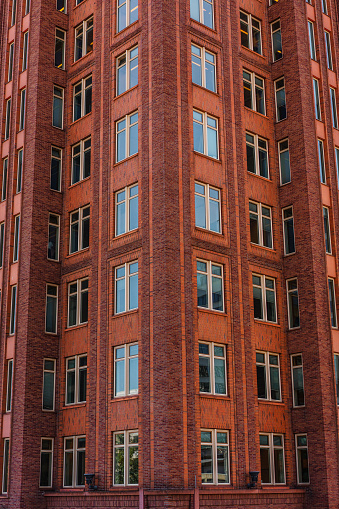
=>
[0,0,339,507]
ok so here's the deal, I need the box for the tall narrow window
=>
[13,215,20,262]
[117,0,138,32]
[193,110,218,159]
[50,147,62,192]
[249,201,273,249]
[71,137,91,184]
[291,354,305,407]
[9,285,17,335]
[56,0,66,12]
[323,207,332,254]
[243,70,265,114]
[52,86,64,128]
[313,79,321,120]
[55,29,65,69]
[336,147,339,188]
[70,206,90,254]
[287,278,300,329]
[191,44,216,92]
[190,0,214,29]
[322,0,328,14]
[252,274,277,323]
[2,439,10,494]
[5,99,11,140]
[6,360,13,412]
[334,354,339,404]
[324,31,333,70]
[200,429,229,484]
[25,0,30,15]
[22,32,29,71]
[115,261,139,314]
[308,21,316,60]
[256,351,281,401]
[11,0,17,26]
[16,148,23,193]
[116,112,138,162]
[246,133,269,178]
[1,159,8,202]
[8,43,14,82]
[74,17,93,62]
[117,46,138,95]
[48,213,60,261]
[260,434,285,484]
[19,89,26,131]
[73,76,92,121]
[67,278,88,327]
[63,436,86,487]
[199,342,227,395]
[278,139,290,184]
[318,139,326,183]
[296,435,310,484]
[66,355,87,404]
[115,184,139,236]
[195,182,221,233]
[240,11,262,54]
[40,439,53,487]
[113,430,139,486]
[0,222,5,268]
[275,78,287,121]
[330,88,338,128]
[271,19,282,62]
[328,278,337,328]
[42,359,56,411]
[282,207,295,255]
[114,343,138,397]
[197,260,224,312]
[45,284,58,334]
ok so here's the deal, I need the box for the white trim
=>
[42,358,56,411]
[291,353,305,408]
[39,438,54,488]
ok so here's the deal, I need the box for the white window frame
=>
[5,359,13,413]
[71,137,91,185]
[74,17,93,62]
[0,222,5,268]
[1,158,8,202]
[55,28,66,69]
[39,438,54,488]
[25,0,30,15]
[318,139,326,184]
[249,201,273,249]
[63,436,86,488]
[19,89,26,131]
[117,0,138,32]
[335,147,339,189]
[260,433,285,485]
[16,148,23,194]
[114,343,139,397]
[116,111,139,162]
[51,146,62,192]
[330,87,338,128]
[69,205,90,254]
[295,434,310,485]
[11,0,17,26]
[321,0,328,14]
[22,31,29,71]
[4,98,11,140]
[116,46,138,95]
[13,214,20,262]
[73,75,92,121]
[115,183,139,236]
[9,284,17,335]
[52,85,64,129]
[45,284,58,334]
[328,277,338,328]
[56,0,66,12]
[243,70,266,115]
[313,78,321,121]
[2,439,10,494]
[256,351,281,401]
[324,31,333,70]
[200,429,230,485]
[42,358,56,411]
[323,206,332,254]
[282,206,295,255]
[197,259,224,312]
[8,43,14,82]
[65,354,87,405]
[113,430,139,486]
[246,132,269,179]
[48,213,60,261]
[286,278,300,330]
[191,43,217,92]
[308,21,316,60]
[67,278,89,327]
[191,0,214,29]
[252,274,277,323]
[278,139,291,186]
[193,109,219,159]
[199,342,227,395]
[240,11,262,55]
[271,19,282,62]
[194,181,221,233]
[291,353,305,408]
[115,260,139,314]
[274,77,286,122]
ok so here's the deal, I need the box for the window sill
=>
[113,152,138,167]
[250,243,276,253]
[47,257,60,263]
[240,45,265,59]
[200,393,229,400]
[69,176,91,190]
[114,20,139,38]
[114,85,138,101]
[283,251,296,257]
[195,226,222,237]
[108,486,139,491]
[189,18,217,35]
[244,106,267,119]
[193,151,221,163]
[72,51,93,67]
[113,309,138,319]
[74,0,87,9]
[192,83,219,97]
[114,229,139,240]
[258,399,284,406]
[254,319,280,327]
[52,125,64,130]
[71,112,92,127]
[63,402,86,410]
[247,171,271,182]
[65,323,88,332]
[112,394,138,402]
[198,307,226,316]
[288,326,300,331]
[66,247,90,259]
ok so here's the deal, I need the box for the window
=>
[113,430,138,486]
[256,351,281,401]
[117,0,138,32]
[243,70,265,115]
[0,222,5,267]
[16,148,23,193]
[76,0,84,4]
[63,436,86,487]
[8,43,14,82]
[295,435,310,484]
[66,354,87,404]
[313,79,321,120]
[252,274,277,323]
[114,343,138,397]
[291,354,305,407]
[115,261,138,314]
[201,430,229,484]
[1,159,7,201]
[328,278,337,328]
[6,360,13,412]
[5,98,11,140]
[46,284,58,334]
[56,0,66,12]
[70,205,90,254]
[73,76,92,121]
[197,260,224,312]
[11,0,17,26]
[193,110,218,159]
[330,87,338,128]
[13,214,20,262]
[323,207,332,254]
[318,139,326,183]
[199,342,227,395]
[324,31,333,70]
[22,31,29,71]
[240,11,262,55]
[19,88,26,131]
[246,133,268,178]
[48,213,60,261]
[72,137,91,184]
[322,0,328,13]
[2,439,9,494]
[55,29,65,69]
[68,278,88,327]
[40,439,53,487]
[195,182,221,233]
[74,17,93,62]
[336,147,339,188]
[271,20,282,62]
[191,44,216,92]
[117,46,138,95]
[334,354,339,404]
[52,86,64,128]
[9,285,16,335]
[116,112,138,162]
[42,359,56,411]
[275,78,287,121]
[190,0,214,28]
[115,183,138,236]
[260,434,285,484]
[308,21,316,60]
[249,202,272,249]
[51,147,62,191]
[25,0,30,15]
[282,207,295,255]
[287,278,300,329]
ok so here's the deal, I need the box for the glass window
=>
[330,87,338,128]
[70,205,90,254]
[201,429,229,484]
[72,137,91,185]
[74,17,93,62]
[117,0,138,32]
[296,435,310,484]
[197,260,224,312]
[252,274,277,323]
[16,148,23,193]
[63,436,86,487]
[115,184,138,236]
[0,222,5,268]
[308,21,316,60]
[282,207,295,255]
[313,79,321,121]
[240,11,262,55]
[195,182,221,233]
[318,139,326,184]
[191,44,216,92]
[55,29,65,69]
[243,70,265,115]
[324,31,333,70]
[117,46,138,95]
[43,359,56,411]
[193,110,218,159]
[4,99,11,140]
[1,159,8,202]
[256,351,281,401]
[275,78,287,121]
[260,434,285,484]
[190,0,214,29]
[51,147,62,192]
[271,20,282,62]
[46,284,58,334]
[11,0,17,26]
[2,439,10,494]
[199,342,227,395]
[19,89,26,131]
[73,76,92,121]
[328,278,337,328]
[40,438,53,487]
[48,213,60,261]
[113,430,139,485]
[246,133,269,178]
[334,354,339,405]
[6,360,13,412]
[13,214,20,262]
[8,43,14,82]
[116,112,138,162]
[291,354,305,407]
[323,207,332,254]
[66,355,87,405]
[67,278,89,327]
[287,279,300,329]
[56,0,66,12]
[114,343,138,397]
[9,285,17,335]
[22,31,29,71]
[53,86,64,128]
[249,201,272,249]
[115,261,139,314]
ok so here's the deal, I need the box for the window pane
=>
[217,445,229,483]
[79,368,87,402]
[190,0,199,21]
[40,451,52,487]
[207,126,218,159]
[64,450,73,486]
[129,356,138,393]
[114,448,124,484]
[197,273,208,307]
[115,359,125,395]
[260,447,270,483]
[209,198,220,233]
[274,448,285,483]
[129,122,138,156]
[214,358,226,394]
[298,448,309,483]
[256,364,267,399]
[128,445,139,484]
[266,289,276,322]
[43,371,55,410]
[253,286,263,319]
[199,356,210,392]
[77,449,85,486]
[293,366,304,406]
[270,366,280,400]
[129,193,138,231]
[193,121,204,153]
[212,275,223,311]
[203,0,213,28]
[195,193,206,229]
[201,444,213,483]
[46,296,57,333]
[66,371,75,404]
[129,273,138,310]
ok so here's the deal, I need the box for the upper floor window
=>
[66,354,87,405]
[64,436,85,487]
[73,76,92,121]
[115,183,138,236]
[117,46,138,95]
[75,17,93,61]
[55,29,65,69]
[48,213,60,261]
[260,433,285,484]
[16,148,23,193]
[313,78,321,120]
[19,89,26,131]
[22,31,29,71]
[193,110,218,159]
[13,214,20,262]
[40,439,53,488]
[296,435,310,485]
[2,439,10,494]
[323,206,332,254]
[51,146,62,192]
[287,278,300,329]
[278,139,290,185]
[252,274,277,323]
[195,182,221,233]
[4,99,11,140]
[201,430,229,484]
[318,139,326,183]
[291,354,305,407]
[243,70,265,115]
[240,11,262,55]
[115,261,138,314]
[70,205,90,254]
[68,278,88,327]
[52,86,64,128]
[324,31,333,70]
[56,0,66,12]
[330,87,338,128]
[72,137,91,185]
[190,0,214,29]
[246,133,268,178]
[328,278,337,328]
[45,284,58,334]
[117,0,138,32]
[11,0,17,26]
[275,78,286,121]
[199,342,227,395]
[249,201,272,249]
[0,222,5,268]
[282,206,295,255]
[336,147,339,188]
[9,285,17,335]
[42,359,56,411]
[113,430,138,486]
[197,260,224,312]
[25,0,30,15]
[116,112,138,162]
[8,43,14,82]
[191,44,216,92]
[334,354,339,404]
[271,20,282,61]
[256,351,281,401]
[308,21,316,60]
[114,343,138,397]
[5,359,13,412]
[1,159,7,201]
